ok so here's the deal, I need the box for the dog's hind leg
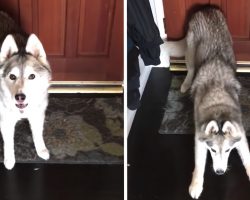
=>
[28,112,50,160]
[181,32,195,93]
[189,136,207,199]
[236,134,250,179]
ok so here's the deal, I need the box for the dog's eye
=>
[225,149,230,153]
[9,74,16,80]
[211,148,216,153]
[28,74,35,80]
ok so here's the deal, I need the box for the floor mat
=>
[1,94,123,164]
[159,74,250,135]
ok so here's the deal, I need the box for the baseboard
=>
[49,81,123,94]
[170,60,250,73]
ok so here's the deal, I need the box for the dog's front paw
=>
[4,157,15,170]
[37,149,50,160]
[189,181,203,199]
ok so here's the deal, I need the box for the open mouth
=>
[15,103,28,109]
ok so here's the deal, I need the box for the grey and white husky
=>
[0,12,51,169]
[164,6,250,199]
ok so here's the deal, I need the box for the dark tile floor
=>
[128,68,250,200]
[0,163,123,200]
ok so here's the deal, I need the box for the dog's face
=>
[0,34,51,113]
[200,120,241,175]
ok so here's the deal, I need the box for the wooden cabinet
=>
[163,0,250,61]
[0,0,123,81]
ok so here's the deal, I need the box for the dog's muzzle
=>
[15,93,28,110]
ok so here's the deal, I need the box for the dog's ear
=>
[0,35,18,62]
[26,34,47,64]
[205,120,219,135]
[231,136,241,145]
[222,121,237,137]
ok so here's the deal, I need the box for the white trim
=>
[149,0,167,39]
[150,0,170,68]
[124,0,128,199]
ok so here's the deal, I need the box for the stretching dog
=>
[164,6,250,199]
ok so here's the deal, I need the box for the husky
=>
[0,12,51,170]
[164,6,250,199]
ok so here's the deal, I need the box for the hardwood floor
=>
[128,68,250,200]
[0,164,123,200]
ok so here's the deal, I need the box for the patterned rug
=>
[159,74,250,136]
[0,94,123,164]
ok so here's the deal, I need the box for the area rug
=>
[0,94,123,164]
[159,74,250,136]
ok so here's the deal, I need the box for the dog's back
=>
[188,7,235,70]
[189,8,242,126]
[0,11,28,49]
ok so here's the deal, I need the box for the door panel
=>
[163,0,186,39]
[78,0,115,56]
[226,0,250,39]
[38,0,67,56]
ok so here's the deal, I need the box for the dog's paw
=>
[180,83,189,93]
[4,158,15,170]
[245,165,250,179]
[189,181,203,199]
[37,149,50,160]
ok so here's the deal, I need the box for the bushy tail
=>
[162,38,187,57]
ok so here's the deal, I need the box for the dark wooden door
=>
[0,0,123,81]
[163,0,250,61]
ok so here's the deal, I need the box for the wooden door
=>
[0,0,123,81]
[163,0,250,61]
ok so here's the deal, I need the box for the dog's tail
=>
[162,38,187,58]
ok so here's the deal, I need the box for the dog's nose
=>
[215,169,225,175]
[15,93,26,102]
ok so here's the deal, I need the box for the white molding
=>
[150,0,170,68]
[149,0,167,39]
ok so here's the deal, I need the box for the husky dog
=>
[0,12,51,169]
[164,7,250,199]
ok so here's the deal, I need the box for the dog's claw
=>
[4,158,15,170]
[37,149,50,160]
[189,181,203,199]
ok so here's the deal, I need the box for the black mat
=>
[159,74,250,135]
[0,94,123,164]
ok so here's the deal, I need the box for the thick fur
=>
[0,12,51,170]
[164,7,250,199]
